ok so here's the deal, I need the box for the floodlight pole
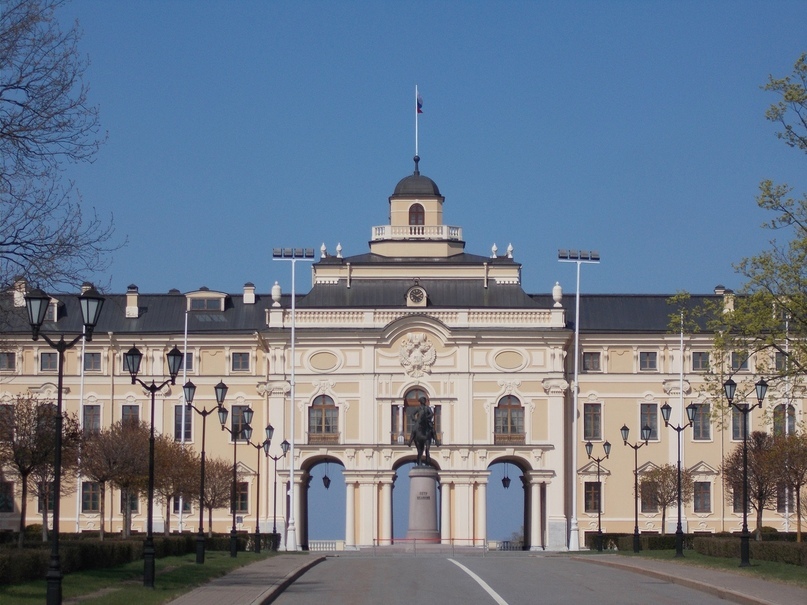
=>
[558,249,600,551]
[272,247,315,551]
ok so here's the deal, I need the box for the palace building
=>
[0,156,801,549]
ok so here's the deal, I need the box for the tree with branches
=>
[106,420,148,538]
[203,457,244,537]
[0,0,119,294]
[0,392,80,546]
[769,431,807,542]
[154,435,199,536]
[640,463,694,535]
[721,431,780,540]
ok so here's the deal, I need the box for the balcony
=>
[494,432,525,445]
[308,432,340,445]
[371,225,462,242]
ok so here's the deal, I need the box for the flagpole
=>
[415,84,419,157]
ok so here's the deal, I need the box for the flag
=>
[417,92,423,114]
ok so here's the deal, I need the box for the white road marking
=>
[448,558,510,605]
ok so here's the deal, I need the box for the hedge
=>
[693,536,807,568]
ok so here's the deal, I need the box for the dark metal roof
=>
[391,155,442,197]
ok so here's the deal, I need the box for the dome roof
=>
[392,156,441,197]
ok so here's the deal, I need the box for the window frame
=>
[494,395,524,435]
[174,404,192,442]
[0,481,13,513]
[692,403,711,441]
[691,351,709,372]
[231,352,250,372]
[583,403,601,441]
[731,403,750,441]
[731,351,749,372]
[309,395,338,435]
[640,403,659,441]
[693,481,711,513]
[640,481,659,513]
[582,352,601,372]
[408,203,425,226]
[584,481,601,514]
[40,351,58,372]
[81,481,100,513]
[83,352,101,372]
[0,352,16,372]
[172,498,192,514]
[234,482,249,513]
[120,491,139,514]
[83,404,101,435]
[639,351,657,372]
[121,404,140,425]
[773,404,796,436]
[231,405,250,442]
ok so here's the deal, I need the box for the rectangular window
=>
[0,352,16,372]
[182,351,194,372]
[40,352,57,372]
[774,351,786,372]
[190,298,220,311]
[639,351,657,371]
[172,498,192,514]
[37,483,55,513]
[44,302,57,322]
[640,403,658,440]
[692,352,709,372]
[83,352,101,372]
[81,482,100,513]
[583,352,601,372]
[692,404,711,441]
[0,405,14,441]
[731,351,749,372]
[731,404,750,441]
[732,485,747,514]
[83,405,101,435]
[121,405,139,424]
[640,482,658,513]
[584,481,601,514]
[583,403,601,441]
[231,352,249,372]
[694,482,711,513]
[120,491,139,514]
[174,405,192,441]
[235,482,249,513]
[231,405,250,441]
[0,481,13,513]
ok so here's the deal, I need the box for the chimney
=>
[126,284,139,318]
[244,282,256,305]
[12,276,27,307]
[714,284,726,295]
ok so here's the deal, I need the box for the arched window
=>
[773,403,796,436]
[409,204,425,226]
[390,388,441,442]
[309,395,338,444]
[494,395,524,444]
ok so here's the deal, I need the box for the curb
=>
[252,555,326,605]
[572,556,777,605]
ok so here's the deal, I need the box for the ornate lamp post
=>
[247,423,275,553]
[183,379,228,564]
[723,377,767,567]
[123,344,183,587]
[267,438,290,548]
[585,439,611,552]
[660,401,697,557]
[218,404,253,557]
[25,286,104,605]
[620,424,651,554]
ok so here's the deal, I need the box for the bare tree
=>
[106,420,148,538]
[640,463,694,535]
[0,392,79,546]
[203,458,244,537]
[0,0,119,293]
[154,435,199,536]
[722,431,779,540]
[770,431,807,542]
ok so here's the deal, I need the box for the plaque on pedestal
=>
[407,466,440,542]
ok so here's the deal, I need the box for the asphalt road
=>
[273,553,738,605]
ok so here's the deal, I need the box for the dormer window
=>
[186,289,227,312]
[45,301,57,322]
[190,298,221,311]
[409,203,424,226]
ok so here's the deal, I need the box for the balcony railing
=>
[308,432,340,445]
[371,225,463,241]
[494,432,526,445]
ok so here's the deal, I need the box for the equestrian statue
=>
[408,397,440,466]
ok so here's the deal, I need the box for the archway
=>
[301,456,346,548]
[487,459,530,550]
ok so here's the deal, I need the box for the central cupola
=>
[370,156,465,258]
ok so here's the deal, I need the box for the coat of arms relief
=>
[399,333,436,377]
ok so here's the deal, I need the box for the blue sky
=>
[55,0,807,543]
[60,0,807,297]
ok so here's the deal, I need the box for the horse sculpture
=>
[408,399,439,466]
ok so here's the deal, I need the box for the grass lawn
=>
[622,549,807,588]
[0,550,273,605]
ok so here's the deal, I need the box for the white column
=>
[530,480,542,550]
[440,481,451,544]
[476,480,487,547]
[380,480,392,546]
[345,481,355,548]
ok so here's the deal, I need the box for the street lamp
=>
[585,439,611,552]
[273,247,315,551]
[124,343,183,587]
[723,377,767,567]
[183,379,228,564]
[621,424,651,554]
[246,423,275,553]
[25,286,104,605]
[558,249,600,550]
[217,404,253,557]
[661,400,697,557]
[267,438,290,548]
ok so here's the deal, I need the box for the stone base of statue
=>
[406,466,440,543]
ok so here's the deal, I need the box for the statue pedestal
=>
[407,467,440,543]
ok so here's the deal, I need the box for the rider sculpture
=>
[408,397,439,466]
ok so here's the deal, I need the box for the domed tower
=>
[369,155,465,258]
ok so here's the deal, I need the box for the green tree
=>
[0,0,118,293]
[640,463,694,535]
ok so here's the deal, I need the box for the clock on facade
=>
[408,288,425,303]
